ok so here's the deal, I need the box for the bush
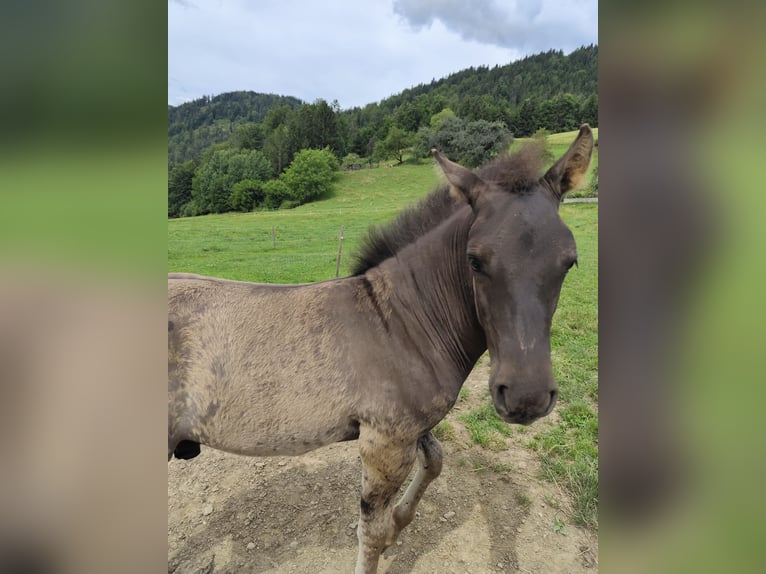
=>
[179,201,198,218]
[280,148,338,204]
[230,179,264,212]
[191,148,272,214]
[262,179,290,209]
[341,153,363,169]
[417,115,512,167]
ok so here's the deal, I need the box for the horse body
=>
[169,275,362,457]
[168,203,482,460]
[168,125,594,573]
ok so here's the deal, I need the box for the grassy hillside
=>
[168,163,440,282]
[168,167,596,282]
[169,129,597,281]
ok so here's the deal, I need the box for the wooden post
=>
[335,224,345,278]
[271,226,275,248]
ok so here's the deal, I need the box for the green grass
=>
[432,420,456,442]
[546,128,599,145]
[458,401,513,450]
[529,401,598,529]
[168,164,441,282]
[539,203,598,530]
[553,204,598,404]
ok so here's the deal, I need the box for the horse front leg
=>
[355,428,417,574]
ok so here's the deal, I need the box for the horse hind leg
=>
[391,432,443,536]
[355,428,417,574]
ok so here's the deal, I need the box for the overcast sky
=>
[169,0,597,110]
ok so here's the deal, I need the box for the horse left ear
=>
[542,124,595,200]
[432,149,483,207]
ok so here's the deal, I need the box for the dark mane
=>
[350,185,459,276]
[350,143,546,276]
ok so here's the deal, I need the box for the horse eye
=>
[468,255,482,273]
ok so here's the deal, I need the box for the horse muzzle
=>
[491,383,558,426]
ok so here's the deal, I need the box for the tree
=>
[394,101,422,132]
[548,93,580,132]
[281,148,339,204]
[374,126,413,165]
[168,160,196,218]
[430,107,456,130]
[513,98,540,137]
[419,115,511,167]
[191,148,272,214]
[581,94,598,126]
[262,179,290,209]
[310,99,343,154]
[263,124,291,176]
[235,123,264,150]
[460,119,513,167]
[230,179,264,212]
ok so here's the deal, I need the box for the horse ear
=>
[432,149,483,207]
[542,124,594,200]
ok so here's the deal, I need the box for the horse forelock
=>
[477,141,546,194]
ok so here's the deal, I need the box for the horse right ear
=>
[542,124,594,200]
[432,149,483,207]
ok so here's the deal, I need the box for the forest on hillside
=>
[168,45,597,218]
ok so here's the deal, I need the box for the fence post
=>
[335,224,345,278]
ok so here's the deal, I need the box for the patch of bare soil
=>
[168,363,597,573]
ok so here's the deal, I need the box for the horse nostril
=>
[497,385,508,405]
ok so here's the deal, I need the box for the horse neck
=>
[385,206,486,380]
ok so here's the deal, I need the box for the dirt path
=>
[168,363,597,573]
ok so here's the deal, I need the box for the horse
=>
[168,125,594,573]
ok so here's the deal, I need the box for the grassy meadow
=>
[168,131,598,529]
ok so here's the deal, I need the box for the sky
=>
[169,0,597,110]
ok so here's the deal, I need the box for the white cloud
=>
[393,0,596,53]
[168,0,597,108]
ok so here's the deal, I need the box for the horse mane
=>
[350,143,546,276]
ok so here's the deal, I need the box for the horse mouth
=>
[502,412,542,426]
[494,387,558,426]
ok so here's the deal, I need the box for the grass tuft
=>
[515,492,533,511]
[432,420,456,442]
[529,402,598,529]
[458,401,512,450]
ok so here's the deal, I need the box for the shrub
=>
[262,179,290,209]
[341,153,363,169]
[415,115,512,167]
[230,179,264,212]
[280,148,338,204]
[191,148,272,214]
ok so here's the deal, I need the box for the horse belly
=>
[209,417,359,457]
[201,391,360,458]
